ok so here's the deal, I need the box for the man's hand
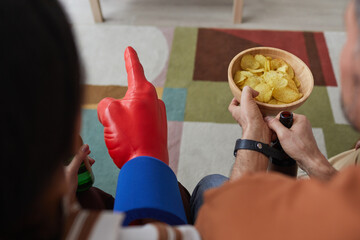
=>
[97,47,169,169]
[228,87,271,143]
[228,86,272,181]
[265,113,337,181]
[65,144,94,208]
[355,139,360,150]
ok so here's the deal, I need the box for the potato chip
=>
[235,54,302,105]
[277,64,288,73]
[255,54,267,68]
[234,70,255,86]
[287,65,295,79]
[273,87,302,103]
[271,58,295,79]
[247,68,264,74]
[268,98,286,105]
[241,54,260,70]
[273,78,288,89]
[271,59,287,70]
[234,71,244,85]
[264,59,271,72]
[242,76,261,89]
[263,71,288,89]
[287,79,298,92]
[268,98,277,105]
[242,71,254,78]
[254,83,273,103]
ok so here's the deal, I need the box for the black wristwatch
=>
[233,139,288,160]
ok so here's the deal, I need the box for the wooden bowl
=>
[228,47,314,116]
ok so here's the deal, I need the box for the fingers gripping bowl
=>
[228,47,314,116]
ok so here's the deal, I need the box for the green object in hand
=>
[77,162,95,192]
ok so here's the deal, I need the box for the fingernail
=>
[264,116,272,122]
[81,144,89,153]
[88,157,95,166]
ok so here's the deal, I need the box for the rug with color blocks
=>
[76,26,359,195]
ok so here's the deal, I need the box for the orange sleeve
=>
[195,167,360,240]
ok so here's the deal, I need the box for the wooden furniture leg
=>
[89,0,104,23]
[233,0,244,24]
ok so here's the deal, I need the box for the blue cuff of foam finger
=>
[113,156,187,226]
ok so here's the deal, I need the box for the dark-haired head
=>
[0,0,82,238]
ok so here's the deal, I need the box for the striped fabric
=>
[63,210,201,240]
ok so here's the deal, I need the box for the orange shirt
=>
[195,166,360,240]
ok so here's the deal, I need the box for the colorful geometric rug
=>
[76,26,359,195]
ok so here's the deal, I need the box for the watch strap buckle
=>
[233,139,288,160]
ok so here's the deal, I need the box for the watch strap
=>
[233,139,288,160]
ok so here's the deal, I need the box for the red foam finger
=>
[158,99,168,126]
[124,47,147,95]
[97,97,116,124]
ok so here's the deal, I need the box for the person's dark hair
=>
[0,0,82,238]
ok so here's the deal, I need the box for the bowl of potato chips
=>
[228,47,314,116]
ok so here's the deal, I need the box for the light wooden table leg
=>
[233,0,244,24]
[89,0,104,23]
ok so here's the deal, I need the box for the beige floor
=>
[60,0,347,31]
